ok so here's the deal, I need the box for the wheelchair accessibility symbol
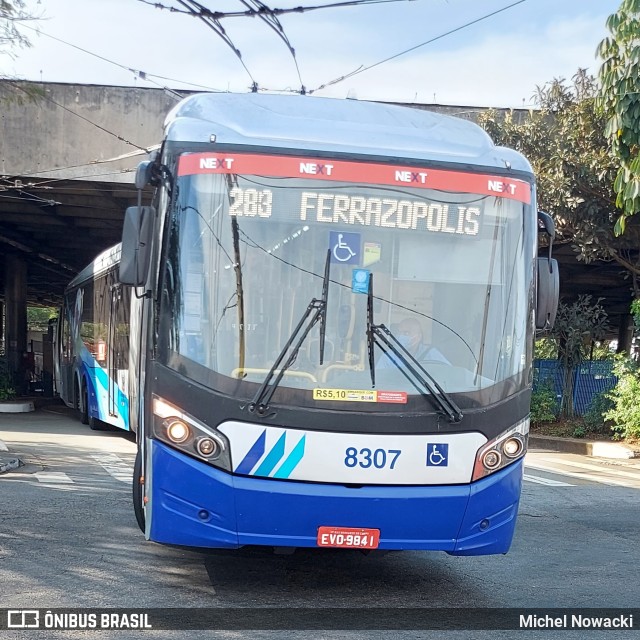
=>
[329,231,360,265]
[426,443,449,467]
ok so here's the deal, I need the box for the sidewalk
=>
[529,434,639,459]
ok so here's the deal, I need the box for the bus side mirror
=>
[536,211,559,331]
[135,161,153,189]
[537,210,555,240]
[536,257,559,330]
[119,205,154,286]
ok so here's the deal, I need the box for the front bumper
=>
[147,440,523,555]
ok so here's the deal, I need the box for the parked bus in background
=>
[56,244,132,431]
[111,93,558,554]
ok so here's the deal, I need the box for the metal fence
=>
[533,359,618,415]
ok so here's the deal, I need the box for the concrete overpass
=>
[0,81,634,390]
[0,81,183,385]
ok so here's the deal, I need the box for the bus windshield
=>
[158,152,530,409]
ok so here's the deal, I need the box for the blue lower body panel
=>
[148,441,523,555]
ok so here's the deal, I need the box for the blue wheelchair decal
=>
[329,231,360,265]
[426,443,449,467]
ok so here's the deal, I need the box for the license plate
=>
[317,526,380,549]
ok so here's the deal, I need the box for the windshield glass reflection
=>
[158,166,528,406]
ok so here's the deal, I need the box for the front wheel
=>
[132,448,146,533]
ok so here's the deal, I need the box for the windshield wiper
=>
[249,250,331,416]
[366,275,463,423]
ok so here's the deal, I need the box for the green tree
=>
[530,379,558,424]
[534,337,558,360]
[27,306,57,332]
[597,0,640,234]
[0,1,42,104]
[478,72,640,295]
[604,355,640,439]
[0,357,16,401]
[552,295,609,418]
[0,1,31,57]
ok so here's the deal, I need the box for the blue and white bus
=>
[57,244,132,431]
[118,93,558,554]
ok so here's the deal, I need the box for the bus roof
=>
[164,93,532,174]
[66,243,121,292]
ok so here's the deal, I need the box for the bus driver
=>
[379,317,450,367]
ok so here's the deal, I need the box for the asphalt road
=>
[1,402,639,639]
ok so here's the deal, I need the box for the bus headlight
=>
[196,437,219,458]
[503,436,525,458]
[152,397,231,471]
[165,419,190,444]
[482,449,501,470]
[472,418,529,482]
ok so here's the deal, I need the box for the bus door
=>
[108,285,129,419]
[57,303,74,405]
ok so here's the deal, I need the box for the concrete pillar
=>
[616,312,634,354]
[4,254,28,393]
[41,332,54,397]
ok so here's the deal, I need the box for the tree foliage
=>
[597,0,640,233]
[0,2,44,103]
[534,337,558,360]
[550,295,609,418]
[0,357,16,401]
[530,379,558,424]
[478,72,640,288]
[604,355,640,439]
[27,306,57,332]
[0,1,30,56]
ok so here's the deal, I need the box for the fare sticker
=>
[313,389,407,404]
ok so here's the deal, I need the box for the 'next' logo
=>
[488,179,517,195]
[300,162,334,176]
[199,157,234,170]
[395,170,428,184]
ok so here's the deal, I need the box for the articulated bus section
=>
[56,245,131,432]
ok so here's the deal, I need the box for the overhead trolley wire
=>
[1,146,160,186]
[138,0,413,20]
[238,0,305,93]
[16,23,226,93]
[138,0,416,94]
[174,0,259,88]
[6,80,150,152]
[309,0,528,93]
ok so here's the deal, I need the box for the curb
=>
[0,400,35,413]
[530,434,639,459]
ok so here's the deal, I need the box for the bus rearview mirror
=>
[119,205,155,287]
[536,257,559,331]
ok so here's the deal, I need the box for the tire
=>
[82,380,102,430]
[132,448,146,533]
[79,381,89,425]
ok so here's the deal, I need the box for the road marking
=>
[527,462,639,488]
[91,453,133,483]
[523,473,574,486]
[35,472,73,484]
[538,457,640,480]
